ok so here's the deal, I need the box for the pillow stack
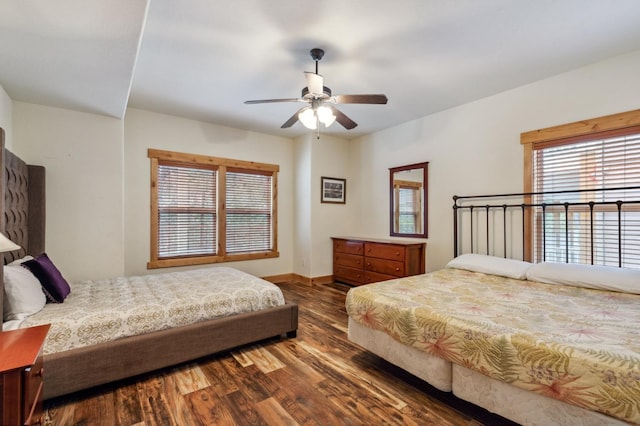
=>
[447,253,640,295]
[3,253,71,323]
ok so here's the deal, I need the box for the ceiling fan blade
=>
[304,71,324,96]
[329,105,357,130]
[245,98,302,104]
[281,107,307,128]
[333,94,388,104]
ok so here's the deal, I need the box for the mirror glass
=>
[389,162,428,238]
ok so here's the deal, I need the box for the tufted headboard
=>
[0,128,46,322]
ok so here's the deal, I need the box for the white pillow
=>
[9,255,34,265]
[446,253,532,279]
[3,264,47,321]
[526,262,640,294]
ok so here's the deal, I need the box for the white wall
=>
[123,108,295,277]
[12,102,125,282]
[352,49,640,272]
[0,85,12,148]
[292,134,312,277]
[309,134,356,277]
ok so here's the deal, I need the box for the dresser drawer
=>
[334,252,363,269]
[334,265,365,285]
[365,257,405,277]
[364,243,405,261]
[333,239,364,255]
[365,271,398,284]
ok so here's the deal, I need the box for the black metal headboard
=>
[453,186,640,268]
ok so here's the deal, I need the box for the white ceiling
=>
[2,0,640,139]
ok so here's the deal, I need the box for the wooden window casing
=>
[521,109,640,264]
[148,149,279,269]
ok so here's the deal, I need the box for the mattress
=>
[19,266,285,354]
[345,268,640,423]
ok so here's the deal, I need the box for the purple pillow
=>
[22,253,71,303]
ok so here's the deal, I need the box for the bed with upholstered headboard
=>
[0,130,298,399]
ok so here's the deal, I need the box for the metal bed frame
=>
[453,186,640,267]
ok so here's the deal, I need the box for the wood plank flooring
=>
[43,281,515,425]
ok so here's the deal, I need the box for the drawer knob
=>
[395,252,400,256]
[38,367,44,377]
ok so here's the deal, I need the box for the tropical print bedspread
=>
[346,268,640,423]
[20,266,285,354]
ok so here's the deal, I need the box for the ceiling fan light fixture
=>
[317,105,336,127]
[299,107,317,129]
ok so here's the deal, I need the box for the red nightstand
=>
[1,324,50,425]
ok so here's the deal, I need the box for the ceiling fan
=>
[244,48,388,131]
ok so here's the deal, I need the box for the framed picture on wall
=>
[321,177,346,204]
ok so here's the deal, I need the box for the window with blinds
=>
[392,179,423,235]
[531,127,640,267]
[157,164,216,258]
[226,170,272,254]
[148,149,279,269]
[395,184,422,234]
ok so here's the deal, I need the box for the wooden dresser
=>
[0,324,50,426]
[332,237,426,286]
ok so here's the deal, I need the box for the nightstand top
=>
[0,324,50,372]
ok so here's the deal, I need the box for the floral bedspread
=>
[20,266,285,354]
[345,268,640,423]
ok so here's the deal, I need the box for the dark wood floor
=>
[44,281,515,425]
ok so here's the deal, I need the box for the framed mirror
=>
[389,162,428,238]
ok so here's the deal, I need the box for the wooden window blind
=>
[148,149,279,269]
[522,110,640,267]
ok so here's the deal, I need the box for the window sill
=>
[147,251,279,269]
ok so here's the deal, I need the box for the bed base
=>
[348,320,625,426]
[451,365,624,426]
[45,302,298,400]
[348,318,451,392]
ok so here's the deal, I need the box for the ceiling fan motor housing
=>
[301,86,332,100]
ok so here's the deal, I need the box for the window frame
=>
[148,149,279,269]
[520,109,640,262]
